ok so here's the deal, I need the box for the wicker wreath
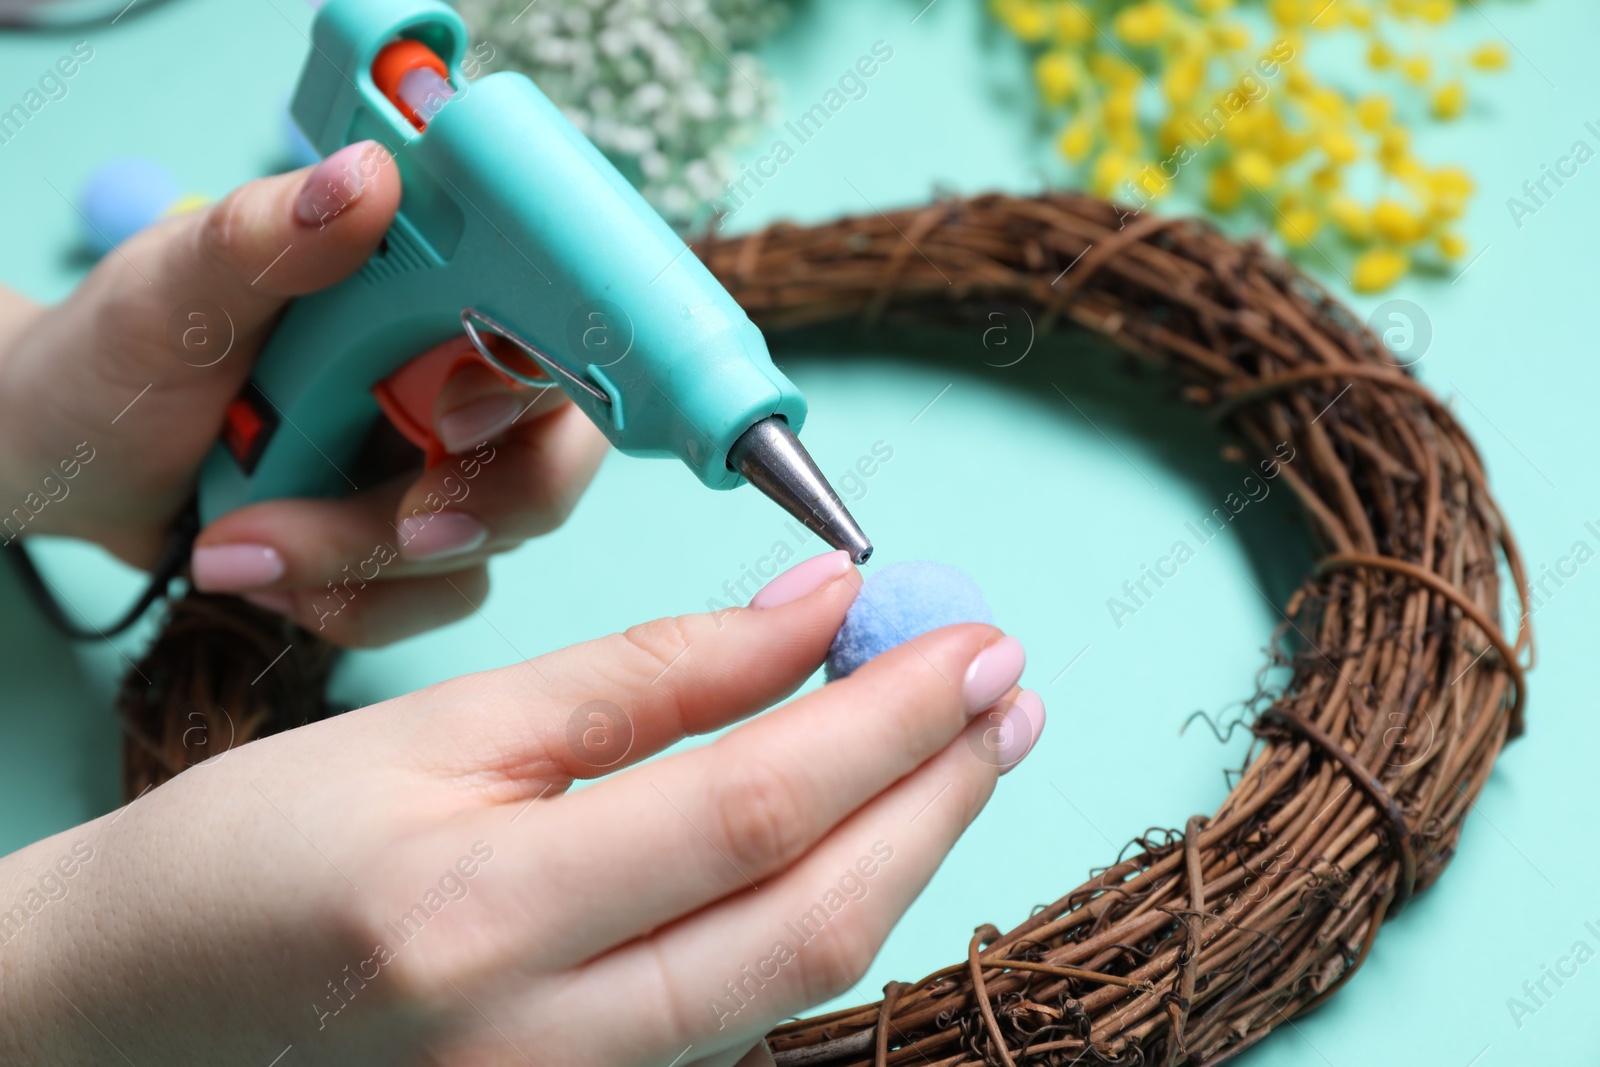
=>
[121,192,1529,1065]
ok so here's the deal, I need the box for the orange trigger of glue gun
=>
[370,338,522,469]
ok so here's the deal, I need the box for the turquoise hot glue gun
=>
[198,0,871,563]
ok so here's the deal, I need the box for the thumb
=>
[73,139,401,396]
[177,139,403,301]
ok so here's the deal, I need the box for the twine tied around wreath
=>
[117,192,1529,1066]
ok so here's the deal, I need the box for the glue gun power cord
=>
[4,498,199,640]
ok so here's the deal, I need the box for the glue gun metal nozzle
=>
[729,416,873,565]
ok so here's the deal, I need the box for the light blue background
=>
[0,0,1594,1063]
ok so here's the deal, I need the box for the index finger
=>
[451,617,1027,970]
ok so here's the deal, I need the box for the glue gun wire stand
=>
[729,417,872,565]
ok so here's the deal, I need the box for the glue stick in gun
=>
[198,0,872,563]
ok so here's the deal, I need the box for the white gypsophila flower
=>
[457,0,786,229]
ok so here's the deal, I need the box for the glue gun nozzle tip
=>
[729,416,875,568]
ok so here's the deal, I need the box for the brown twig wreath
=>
[692,193,1532,1065]
[118,192,1530,1065]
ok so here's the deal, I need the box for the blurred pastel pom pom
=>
[826,561,993,681]
[77,158,179,254]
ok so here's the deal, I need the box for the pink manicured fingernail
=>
[244,591,295,616]
[438,394,521,454]
[997,690,1045,775]
[962,635,1025,715]
[295,142,374,228]
[399,511,488,561]
[749,550,851,609]
[192,544,284,592]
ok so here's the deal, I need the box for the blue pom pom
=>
[827,561,992,680]
[78,158,179,254]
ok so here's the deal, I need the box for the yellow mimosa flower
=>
[1052,3,1095,43]
[1092,151,1132,194]
[1277,206,1322,246]
[1235,150,1278,188]
[1114,1,1173,46]
[1372,198,1425,243]
[1311,165,1343,193]
[991,0,1498,291]
[1418,0,1455,23]
[1355,94,1393,131]
[1036,51,1080,103]
[1431,80,1465,120]
[1209,165,1244,211]
[1058,117,1095,162]
[1164,51,1205,105]
[1470,43,1509,71]
[1329,197,1372,240]
[1207,22,1251,50]
[1352,247,1409,292]
[1401,55,1432,85]
[994,0,1050,41]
